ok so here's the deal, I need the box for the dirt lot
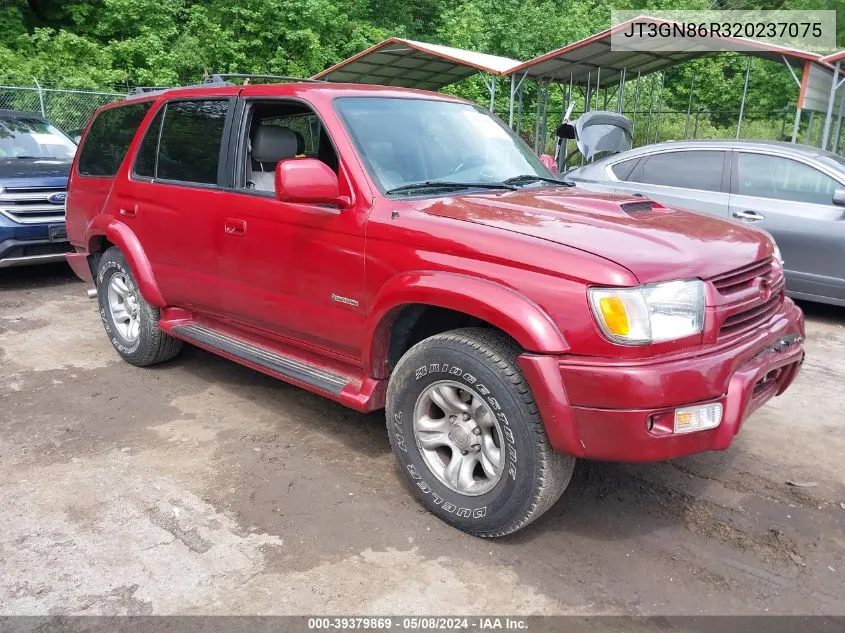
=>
[0,263,844,616]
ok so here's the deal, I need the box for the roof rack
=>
[204,73,325,84]
[128,86,176,95]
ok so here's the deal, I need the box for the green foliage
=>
[0,0,843,141]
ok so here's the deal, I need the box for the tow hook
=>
[86,288,97,299]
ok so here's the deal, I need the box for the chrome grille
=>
[0,187,66,224]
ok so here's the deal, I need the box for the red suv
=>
[65,80,805,537]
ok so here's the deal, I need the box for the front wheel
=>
[386,328,575,537]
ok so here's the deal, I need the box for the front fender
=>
[365,271,568,378]
[88,217,166,307]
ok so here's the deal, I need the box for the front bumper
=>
[0,235,72,269]
[519,298,805,462]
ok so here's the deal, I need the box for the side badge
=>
[331,293,359,307]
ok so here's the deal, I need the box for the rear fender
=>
[365,271,568,378]
[87,217,165,307]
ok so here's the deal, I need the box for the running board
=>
[172,323,350,395]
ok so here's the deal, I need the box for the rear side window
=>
[610,158,638,181]
[77,102,153,177]
[156,100,229,184]
[634,150,725,192]
[134,109,164,179]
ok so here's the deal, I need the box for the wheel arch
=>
[87,218,166,307]
[365,271,568,379]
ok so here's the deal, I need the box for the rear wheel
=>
[96,247,182,367]
[386,328,575,537]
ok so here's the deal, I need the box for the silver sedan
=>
[567,139,845,307]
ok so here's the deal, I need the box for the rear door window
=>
[156,100,229,185]
[77,101,153,177]
[736,152,840,205]
[633,150,726,192]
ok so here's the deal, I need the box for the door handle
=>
[119,203,138,218]
[732,210,765,222]
[224,218,247,237]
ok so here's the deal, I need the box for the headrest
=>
[252,126,304,163]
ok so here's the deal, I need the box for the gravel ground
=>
[0,264,843,616]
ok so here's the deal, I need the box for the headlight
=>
[589,280,705,345]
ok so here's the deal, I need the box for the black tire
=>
[386,327,575,537]
[96,247,182,367]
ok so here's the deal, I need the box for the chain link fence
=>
[0,84,125,134]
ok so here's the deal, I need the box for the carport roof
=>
[510,16,824,86]
[312,38,523,90]
[822,50,845,64]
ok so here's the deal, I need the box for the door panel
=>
[215,98,366,360]
[215,194,366,359]
[730,151,845,302]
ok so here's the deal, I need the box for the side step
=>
[172,323,350,395]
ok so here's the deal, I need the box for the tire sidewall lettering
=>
[98,257,143,356]
[390,355,535,527]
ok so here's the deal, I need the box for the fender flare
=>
[365,271,568,378]
[88,218,166,307]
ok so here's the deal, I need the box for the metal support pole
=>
[645,73,656,144]
[654,72,665,143]
[805,111,815,145]
[790,107,802,143]
[540,84,550,153]
[595,67,601,111]
[684,69,696,139]
[833,88,845,153]
[585,72,591,113]
[32,77,45,117]
[736,58,752,139]
[631,70,641,140]
[509,74,515,128]
[488,75,496,113]
[534,83,543,152]
[821,60,840,150]
[516,80,525,138]
[616,68,626,113]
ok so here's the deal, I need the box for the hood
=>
[410,188,771,284]
[0,158,71,188]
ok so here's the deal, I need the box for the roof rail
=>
[205,73,326,84]
[125,79,233,100]
[129,86,175,95]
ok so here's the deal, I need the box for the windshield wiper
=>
[502,174,575,187]
[385,180,517,194]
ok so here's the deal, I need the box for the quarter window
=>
[156,100,229,185]
[610,157,638,181]
[737,153,840,205]
[77,101,153,177]
[634,150,725,192]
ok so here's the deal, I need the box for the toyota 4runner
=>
[65,80,805,537]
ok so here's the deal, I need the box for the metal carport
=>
[312,38,522,111]
[506,16,828,151]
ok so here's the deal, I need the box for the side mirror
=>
[833,189,845,206]
[540,154,558,173]
[275,158,348,207]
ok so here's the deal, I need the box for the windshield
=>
[0,116,77,160]
[334,97,553,193]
